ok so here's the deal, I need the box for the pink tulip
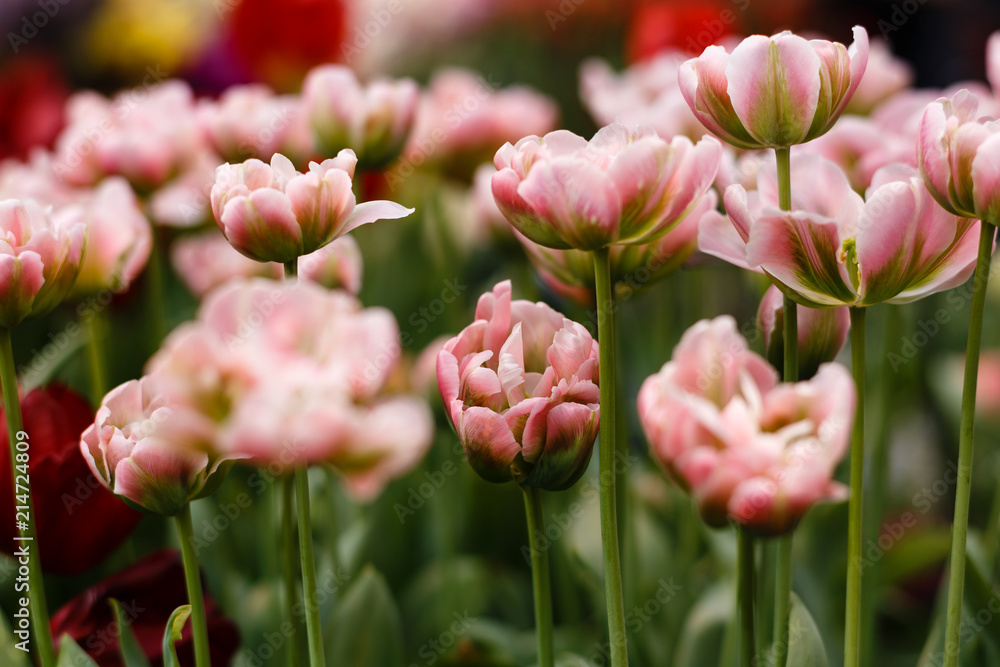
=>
[303,65,419,169]
[579,52,708,142]
[801,115,914,192]
[80,377,230,516]
[172,229,363,298]
[637,315,855,535]
[0,150,77,208]
[988,31,1000,98]
[844,38,913,115]
[0,198,86,328]
[148,148,223,229]
[699,155,980,306]
[516,190,716,305]
[198,84,314,164]
[492,123,721,250]
[918,89,1000,224]
[757,284,850,379]
[69,177,152,296]
[211,152,413,263]
[400,68,558,182]
[149,278,433,494]
[679,27,869,149]
[436,280,600,490]
[53,81,203,191]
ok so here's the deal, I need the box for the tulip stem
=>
[522,485,555,667]
[0,328,56,667]
[775,147,791,211]
[282,475,304,667]
[295,466,326,667]
[175,504,212,667]
[844,306,867,667]
[593,246,628,667]
[943,222,995,667]
[738,526,756,667]
[773,536,793,667]
[85,308,108,405]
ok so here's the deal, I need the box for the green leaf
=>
[674,581,733,667]
[325,565,405,667]
[109,598,151,667]
[0,610,30,667]
[56,635,100,667]
[786,592,829,667]
[161,605,192,667]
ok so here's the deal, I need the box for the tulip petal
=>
[0,251,43,328]
[727,33,821,147]
[339,199,414,235]
[519,401,598,491]
[679,48,759,149]
[458,407,519,483]
[971,133,1000,225]
[221,189,302,263]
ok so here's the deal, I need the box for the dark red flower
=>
[0,384,142,575]
[625,1,741,63]
[50,549,241,667]
[0,55,67,161]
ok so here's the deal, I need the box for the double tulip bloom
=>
[492,123,721,251]
[680,27,869,149]
[437,281,600,490]
[303,65,419,169]
[211,151,413,263]
[699,154,980,307]
[0,198,86,328]
[638,316,856,535]
[919,90,1000,225]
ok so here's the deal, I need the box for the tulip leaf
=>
[674,580,734,667]
[109,598,151,667]
[161,605,192,667]
[786,592,829,667]
[325,565,405,667]
[0,611,30,667]
[56,634,99,667]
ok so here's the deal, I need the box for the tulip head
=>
[492,123,720,250]
[680,27,869,149]
[211,152,413,263]
[437,280,600,490]
[757,284,850,379]
[638,316,855,536]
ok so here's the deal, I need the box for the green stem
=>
[175,505,211,667]
[943,222,994,666]
[296,466,326,667]
[145,227,167,351]
[1,328,56,667]
[522,485,555,667]
[282,475,304,667]
[775,147,792,211]
[738,527,756,667]
[84,308,107,405]
[844,306,867,667]
[773,536,793,667]
[593,247,628,667]
[284,261,298,280]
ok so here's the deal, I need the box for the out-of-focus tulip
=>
[987,31,1000,98]
[757,284,850,379]
[918,90,1000,225]
[303,65,419,169]
[437,280,600,490]
[699,156,980,307]
[680,27,869,149]
[198,84,314,164]
[50,549,240,667]
[400,69,559,182]
[845,39,912,115]
[172,229,363,298]
[492,123,721,250]
[80,377,231,516]
[801,115,914,192]
[638,315,855,535]
[0,150,78,208]
[211,152,413,263]
[0,56,67,162]
[151,279,433,498]
[517,190,716,305]
[53,81,202,191]
[69,177,152,297]
[0,198,86,328]
[0,385,141,575]
[579,53,709,142]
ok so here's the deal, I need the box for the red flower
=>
[0,55,67,161]
[1,385,141,575]
[50,549,241,667]
[625,1,741,63]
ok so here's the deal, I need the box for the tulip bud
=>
[757,285,850,379]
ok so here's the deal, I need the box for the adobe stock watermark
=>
[8,0,72,54]
[587,578,683,666]
[407,611,477,667]
[878,0,929,41]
